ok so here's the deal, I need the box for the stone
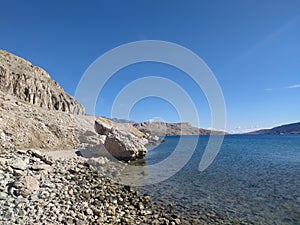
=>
[13,176,40,197]
[86,157,108,167]
[104,127,148,161]
[30,164,53,172]
[0,158,7,169]
[94,120,112,136]
[99,135,107,145]
[10,158,27,170]
[86,208,93,215]
[0,192,8,200]
[174,218,181,224]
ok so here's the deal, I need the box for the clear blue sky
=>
[1,0,300,133]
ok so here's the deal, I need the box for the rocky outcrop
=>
[0,90,80,150]
[95,120,148,161]
[0,88,148,159]
[132,121,227,136]
[0,50,149,161]
[0,50,84,115]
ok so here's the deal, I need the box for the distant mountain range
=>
[248,122,300,134]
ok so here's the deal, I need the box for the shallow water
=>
[141,135,300,224]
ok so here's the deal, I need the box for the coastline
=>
[0,148,183,224]
[0,147,256,224]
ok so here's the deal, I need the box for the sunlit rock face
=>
[0,50,84,115]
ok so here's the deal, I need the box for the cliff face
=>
[0,50,84,115]
[0,90,80,150]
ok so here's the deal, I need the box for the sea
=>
[139,135,300,224]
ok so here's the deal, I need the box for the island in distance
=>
[248,122,300,135]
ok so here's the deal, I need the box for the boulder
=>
[13,175,40,197]
[104,127,148,161]
[94,120,112,135]
[10,158,28,170]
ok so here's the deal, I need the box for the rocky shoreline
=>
[0,148,184,225]
[0,146,256,225]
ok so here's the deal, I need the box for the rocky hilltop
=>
[132,121,226,136]
[0,50,84,115]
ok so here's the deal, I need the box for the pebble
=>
[0,192,8,200]
[10,158,27,170]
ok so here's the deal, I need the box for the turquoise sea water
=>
[142,135,300,224]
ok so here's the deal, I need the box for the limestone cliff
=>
[0,50,84,115]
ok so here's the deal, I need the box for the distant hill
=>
[101,116,134,124]
[131,121,227,136]
[248,122,300,134]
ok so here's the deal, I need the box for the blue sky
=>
[1,0,299,133]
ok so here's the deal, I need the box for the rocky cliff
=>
[0,50,84,115]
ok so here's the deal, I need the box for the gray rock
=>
[30,164,53,172]
[10,158,27,170]
[95,120,112,136]
[13,175,40,197]
[0,192,8,200]
[104,127,148,161]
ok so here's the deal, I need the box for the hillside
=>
[248,122,300,134]
[0,50,148,160]
[131,121,227,136]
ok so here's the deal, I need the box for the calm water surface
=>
[141,135,300,224]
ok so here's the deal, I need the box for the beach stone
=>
[86,208,93,215]
[10,158,27,170]
[0,158,7,169]
[13,175,40,197]
[30,164,53,172]
[174,218,181,224]
[0,192,8,200]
